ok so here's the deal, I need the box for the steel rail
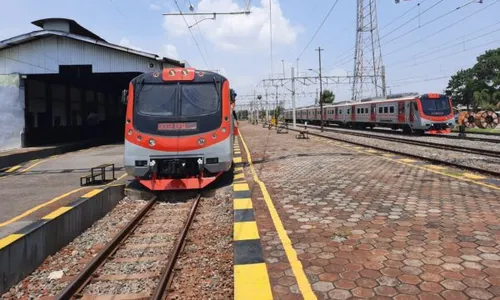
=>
[291,123,500,159]
[283,125,500,178]
[151,192,202,300]
[55,196,158,299]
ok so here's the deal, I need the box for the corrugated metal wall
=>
[0,36,171,75]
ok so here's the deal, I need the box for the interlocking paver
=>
[239,124,500,299]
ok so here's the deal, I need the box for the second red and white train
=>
[284,93,456,134]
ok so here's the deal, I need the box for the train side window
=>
[365,108,368,114]
[389,106,394,113]
[384,107,388,113]
[378,107,382,113]
[356,108,359,114]
[347,109,350,115]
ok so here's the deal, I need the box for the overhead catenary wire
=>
[173,0,210,68]
[388,23,500,67]
[383,0,500,57]
[382,0,482,46]
[326,0,441,70]
[379,0,446,41]
[296,0,341,61]
[189,0,212,70]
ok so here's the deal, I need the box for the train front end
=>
[123,68,233,190]
[413,93,455,134]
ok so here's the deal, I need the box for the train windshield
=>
[420,96,451,116]
[135,83,220,117]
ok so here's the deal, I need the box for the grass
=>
[451,126,500,134]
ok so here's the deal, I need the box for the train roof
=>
[132,68,228,85]
[288,93,445,111]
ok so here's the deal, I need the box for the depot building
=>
[0,18,185,151]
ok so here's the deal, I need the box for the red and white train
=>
[284,93,456,134]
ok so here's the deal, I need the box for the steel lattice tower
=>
[351,0,386,101]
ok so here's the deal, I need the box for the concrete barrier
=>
[0,184,124,294]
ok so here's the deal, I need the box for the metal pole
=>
[291,67,296,129]
[265,89,269,122]
[316,47,324,132]
[381,65,387,98]
[275,85,279,129]
[282,60,285,78]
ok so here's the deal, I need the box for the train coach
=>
[122,68,236,190]
[284,93,456,134]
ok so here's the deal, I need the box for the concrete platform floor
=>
[0,144,128,238]
[238,122,500,300]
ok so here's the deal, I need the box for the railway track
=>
[290,123,500,159]
[281,124,500,178]
[365,127,500,144]
[55,193,201,300]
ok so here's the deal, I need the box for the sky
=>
[1,0,499,109]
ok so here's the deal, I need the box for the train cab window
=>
[389,106,394,114]
[378,107,382,113]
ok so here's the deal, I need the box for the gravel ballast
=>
[166,185,233,299]
[1,197,148,299]
[300,125,500,175]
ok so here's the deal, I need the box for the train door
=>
[370,104,376,122]
[410,101,415,123]
[398,101,405,123]
[335,107,338,121]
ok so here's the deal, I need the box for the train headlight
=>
[221,127,227,133]
[137,135,142,141]
[127,129,133,135]
[149,139,156,147]
[198,137,205,145]
[126,119,131,124]
[212,133,217,139]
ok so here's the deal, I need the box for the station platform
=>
[0,139,104,169]
[0,144,128,238]
[237,122,500,300]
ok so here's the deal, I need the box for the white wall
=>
[0,74,24,151]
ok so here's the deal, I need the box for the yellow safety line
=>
[239,132,317,300]
[5,165,21,173]
[20,158,51,173]
[0,173,128,227]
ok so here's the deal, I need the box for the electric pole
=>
[316,47,324,132]
[291,67,296,129]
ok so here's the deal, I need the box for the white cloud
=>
[149,3,162,10]
[118,38,144,51]
[162,43,179,59]
[162,0,301,52]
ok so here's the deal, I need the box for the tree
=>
[446,47,500,111]
[321,89,335,104]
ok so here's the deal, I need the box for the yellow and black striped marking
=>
[0,188,104,250]
[232,141,273,300]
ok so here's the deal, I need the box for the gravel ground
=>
[304,124,500,151]
[298,125,500,175]
[166,184,233,300]
[1,197,148,299]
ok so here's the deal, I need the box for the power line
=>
[173,0,210,68]
[388,22,500,67]
[383,0,499,57]
[382,0,479,46]
[190,0,212,69]
[326,0,442,70]
[379,0,430,31]
[269,0,273,78]
[109,0,129,20]
[296,0,340,61]
[380,0,446,41]
[395,38,500,70]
